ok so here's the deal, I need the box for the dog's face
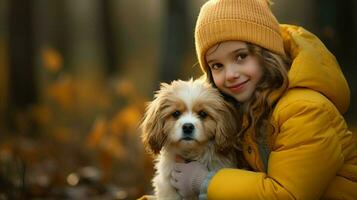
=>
[141,79,239,158]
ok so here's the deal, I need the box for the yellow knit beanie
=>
[195,0,285,74]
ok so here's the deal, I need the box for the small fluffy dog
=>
[141,78,241,200]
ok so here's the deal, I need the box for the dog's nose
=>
[182,123,195,135]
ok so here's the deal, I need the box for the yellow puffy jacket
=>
[207,25,357,199]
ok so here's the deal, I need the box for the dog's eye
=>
[172,110,181,118]
[198,110,208,119]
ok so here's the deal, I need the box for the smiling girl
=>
[169,0,357,199]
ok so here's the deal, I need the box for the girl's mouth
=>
[227,79,249,93]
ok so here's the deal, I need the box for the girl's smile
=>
[205,41,263,102]
[227,79,250,93]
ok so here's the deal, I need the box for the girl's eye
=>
[172,110,181,118]
[198,110,208,119]
[236,53,248,61]
[211,63,222,70]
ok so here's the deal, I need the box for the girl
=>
[170,0,357,199]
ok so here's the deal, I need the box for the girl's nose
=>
[225,64,240,81]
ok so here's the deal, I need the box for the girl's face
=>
[205,41,263,103]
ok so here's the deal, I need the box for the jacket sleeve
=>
[207,100,344,200]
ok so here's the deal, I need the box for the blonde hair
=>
[206,43,290,144]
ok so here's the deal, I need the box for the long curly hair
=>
[206,43,291,146]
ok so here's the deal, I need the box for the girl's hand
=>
[170,156,209,198]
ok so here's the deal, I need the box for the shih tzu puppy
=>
[141,78,241,200]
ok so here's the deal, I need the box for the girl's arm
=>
[207,96,344,199]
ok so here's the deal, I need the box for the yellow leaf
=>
[41,46,63,73]
[110,105,143,136]
[45,75,75,110]
[87,118,107,148]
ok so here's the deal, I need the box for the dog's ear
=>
[214,102,241,154]
[140,91,168,155]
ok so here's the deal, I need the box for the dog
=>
[141,78,241,200]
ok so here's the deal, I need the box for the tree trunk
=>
[158,0,189,83]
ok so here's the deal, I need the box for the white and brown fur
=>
[141,78,240,200]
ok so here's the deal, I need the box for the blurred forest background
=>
[0,0,356,199]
